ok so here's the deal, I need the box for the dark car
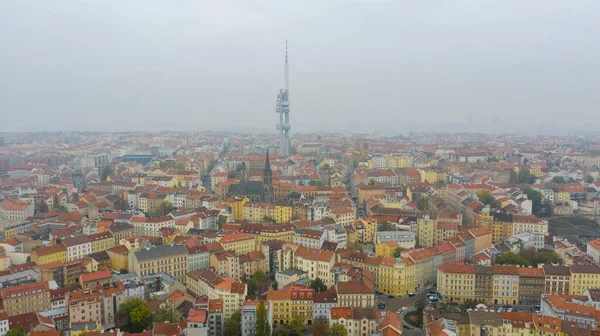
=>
[408,293,415,297]
[388,295,395,298]
[375,290,383,295]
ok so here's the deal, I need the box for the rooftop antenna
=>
[284,40,289,91]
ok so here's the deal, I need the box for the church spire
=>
[264,149,271,172]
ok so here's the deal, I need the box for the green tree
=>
[518,168,532,184]
[117,298,153,333]
[552,176,566,184]
[58,205,68,213]
[321,163,332,170]
[522,187,553,218]
[309,180,324,186]
[392,247,403,258]
[417,197,429,211]
[101,167,114,181]
[459,298,481,311]
[494,252,530,266]
[228,171,237,178]
[153,307,176,323]
[224,310,242,336]
[415,296,427,313]
[245,270,267,296]
[309,278,328,292]
[275,329,289,336]
[312,322,330,336]
[330,323,348,336]
[586,175,594,183]
[217,215,228,228]
[150,201,173,217]
[368,179,377,185]
[289,315,305,336]
[477,190,499,208]
[255,301,270,336]
[6,327,26,336]
[71,193,80,202]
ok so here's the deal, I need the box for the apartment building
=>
[1,281,52,316]
[30,244,68,265]
[60,235,92,261]
[294,246,336,288]
[329,307,377,336]
[129,244,189,283]
[218,233,256,255]
[68,289,102,324]
[87,231,115,253]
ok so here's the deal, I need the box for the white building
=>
[60,235,92,261]
[587,239,600,264]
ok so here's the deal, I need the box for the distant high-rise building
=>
[276,41,291,155]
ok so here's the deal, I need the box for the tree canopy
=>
[330,323,348,336]
[477,190,499,208]
[522,187,553,218]
[245,270,267,296]
[417,197,429,211]
[312,322,330,336]
[495,248,562,267]
[255,301,270,336]
[309,277,328,293]
[459,298,483,311]
[587,175,595,183]
[224,310,242,336]
[6,327,25,336]
[150,200,173,217]
[116,298,153,333]
[518,168,536,184]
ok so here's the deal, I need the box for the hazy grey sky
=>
[1,0,599,134]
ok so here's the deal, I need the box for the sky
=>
[1,0,599,134]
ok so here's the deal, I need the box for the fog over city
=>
[1,0,599,134]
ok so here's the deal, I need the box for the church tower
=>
[263,149,274,203]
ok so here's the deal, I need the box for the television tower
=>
[276,41,291,155]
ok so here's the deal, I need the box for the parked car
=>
[388,295,395,299]
[408,293,415,297]
[375,291,383,295]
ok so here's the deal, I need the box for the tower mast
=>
[276,41,291,155]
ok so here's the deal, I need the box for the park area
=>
[404,311,423,328]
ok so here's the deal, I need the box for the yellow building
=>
[358,218,378,243]
[492,265,520,305]
[222,196,249,221]
[491,213,513,242]
[275,203,293,223]
[87,231,116,254]
[377,257,407,296]
[129,244,189,283]
[390,155,412,168]
[569,261,600,295]
[1,281,52,316]
[417,215,436,248]
[554,190,570,205]
[30,244,68,265]
[376,241,400,258]
[437,264,477,303]
[218,233,256,255]
[290,287,315,325]
[419,170,438,184]
[267,289,293,325]
[258,224,295,244]
[407,249,435,289]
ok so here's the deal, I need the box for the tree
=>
[275,329,289,336]
[459,298,480,311]
[392,247,403,258]
[153,307,176,323]
[37,201,49,214]
[58,205,68,213]
[120,268,128,274]
[150,201,173,217]
[309,278,328,292]
[477,190,499,209]
[534,249,563,264]
[330,323,348,336]
[586,175,594,183]
[518,168,532,184]
[71,193,80,202]
[224,310,242,336]
[552,176,566,184]
[494,252,530,266]
[116,298,153,333]
[321,163,332,171]
[415,296,427,313]
[228,171,237,178]
[246,270,267,296]
[289,314,305,336]
[417,197,429,211]
[522,187,553,218]
[346,241,359,253]
[255,301,270,336]
[309,180,324,186]
[101,167,114,181]
[6,327,25,336]
[217,215,228,228]
[368,179,377,185]
[312,322,330,336]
